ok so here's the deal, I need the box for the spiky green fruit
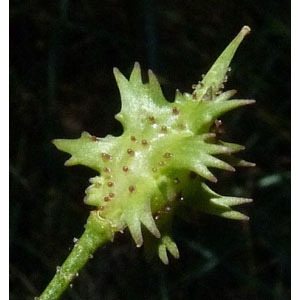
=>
[53,25,254,264]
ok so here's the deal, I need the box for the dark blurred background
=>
[10,0,290,299]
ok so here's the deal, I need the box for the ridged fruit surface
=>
[53,26,254,264]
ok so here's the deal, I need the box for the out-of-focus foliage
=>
[10,0,290,299]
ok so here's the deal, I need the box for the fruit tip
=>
[113,66,120,75]
[241,25,251,35]
[134,61,141,69]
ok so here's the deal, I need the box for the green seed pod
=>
[53,25,254,264]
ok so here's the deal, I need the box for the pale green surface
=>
[39,212,113,300]
[43,26,253,299]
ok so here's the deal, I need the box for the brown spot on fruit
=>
[172,107,179,115]
[91,135,98,142]
[101,153,112,161]
[129,185,136,193]
[127,149,135,156]
[161,126,167,132]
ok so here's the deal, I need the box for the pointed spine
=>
[194,26,251,101]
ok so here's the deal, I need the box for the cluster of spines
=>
[53,26,254,264]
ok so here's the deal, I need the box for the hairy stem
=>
[38,211,114,300]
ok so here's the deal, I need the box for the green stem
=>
[38,211,114,300]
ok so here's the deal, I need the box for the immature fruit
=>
[53,26,254,264]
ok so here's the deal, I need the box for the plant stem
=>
[38,211,114,300]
